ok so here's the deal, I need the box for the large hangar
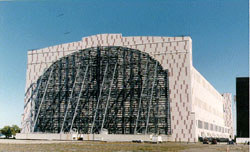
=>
[21,34,233,142]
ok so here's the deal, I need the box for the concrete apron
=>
[16,133,173,142]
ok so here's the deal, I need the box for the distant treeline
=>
[0,125,20,138]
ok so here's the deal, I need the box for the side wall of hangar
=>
[22,34,233,142]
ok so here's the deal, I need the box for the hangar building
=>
[21,34,233,142]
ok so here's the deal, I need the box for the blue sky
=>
[0,0,248,134]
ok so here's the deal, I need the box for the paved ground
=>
[0,139,74,144]
[0,139,249,152]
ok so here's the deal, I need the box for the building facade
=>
[236,77,249,138]
[22,34,233,142]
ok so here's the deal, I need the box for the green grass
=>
[0,141,249,152]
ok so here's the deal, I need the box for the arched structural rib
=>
[28,46,171,135]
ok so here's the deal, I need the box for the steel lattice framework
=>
[25,46,171,135]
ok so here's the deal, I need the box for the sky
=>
[0,0,248,135]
